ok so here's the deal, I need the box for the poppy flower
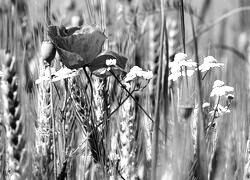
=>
[89,50,127,77]
[47,25,107,69]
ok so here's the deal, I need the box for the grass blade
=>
[151,0,165,179]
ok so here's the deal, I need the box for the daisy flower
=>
[124,66,153,83]
[123,66,153,90]
[210,80,234,97]
[35,67,78,84]
[199,56,224,72]
[168,53,197,81]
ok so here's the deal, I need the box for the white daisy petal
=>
[204,56,217,64]
[213,80,225,89]
[210,80,234,97]
[141,71,153,80]
[199,56,224,72]
[174,53,187,62]
[168,72,181,81]
[130,66,142,73]
[202,102,210,108]
[222,86,234,93]
[124,66,153,91]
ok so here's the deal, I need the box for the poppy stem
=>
[83,67,94,104]
[48,65,57,179]
[82,67,96,128]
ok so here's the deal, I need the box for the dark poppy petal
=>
[69,30,106,63]
[89,50,127,72]
[56,47,87,69]
[47,25,106,68]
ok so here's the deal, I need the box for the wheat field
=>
[0,0,250,180]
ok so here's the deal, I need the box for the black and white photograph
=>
[0,0,249,179]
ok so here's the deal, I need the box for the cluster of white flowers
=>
[203,80,234,119]
[124,66,153,82]
[35,67,78,84]
[169,53,196,81]
[199,56,224,72]
[169,53,224,81]
[210,80,234,97]
[123,66,153,89]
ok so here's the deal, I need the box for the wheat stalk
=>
[36,61,54,179]
[0,112,6,180]
[2,53,28,180]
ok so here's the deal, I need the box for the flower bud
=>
[41,41,56,64]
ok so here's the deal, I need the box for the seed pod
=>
[41,41,56,64]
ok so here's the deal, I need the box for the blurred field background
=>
[0,0,250,180]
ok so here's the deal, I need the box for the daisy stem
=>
[109,70,154,123]
[206,96,220,136]
[109,70,167,137]
[108,90,135,118]
[202,70,209,80]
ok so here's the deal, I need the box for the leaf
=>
[48,25,106,69]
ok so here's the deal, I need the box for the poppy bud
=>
[41,41,56,64]
[55,51,61,62]
[5,52,13,67]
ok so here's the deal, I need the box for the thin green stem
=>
[108,90,135,119]
[109,70,154,123]
[206,96,221,137]
[48,66,57,180]
[151,0,165,178]
[180,0,186,53]
[202,70,209,80]
[190,7,207,179]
